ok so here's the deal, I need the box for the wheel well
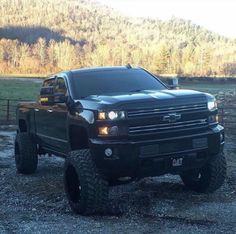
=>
[69,125,89,150]
[19,119,27,132]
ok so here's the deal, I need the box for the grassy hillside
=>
[0,0,235,76]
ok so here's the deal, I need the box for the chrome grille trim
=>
[129,118,208,135]
[127,104,207,118]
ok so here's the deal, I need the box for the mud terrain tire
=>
[14,133,38,174]
[64,149,108,215]
[181,152,226,193]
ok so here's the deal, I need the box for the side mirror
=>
[54,93,68,103]
[40,87,55,106]
[40,87,67,105]
[168,78,179,89]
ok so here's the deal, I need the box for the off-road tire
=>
[180,152,226,193]
[64,149,108,215]
[14,133,38,174]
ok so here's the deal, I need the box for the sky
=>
[97,0,236,38]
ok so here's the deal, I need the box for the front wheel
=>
[180,152,226,193]
[64,149,108,215]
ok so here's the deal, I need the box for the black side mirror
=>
[168,78,179,89]
[40,87,55,106]
[40,87,67,105]
[54,93,68,103]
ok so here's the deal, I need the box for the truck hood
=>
[77,89,209,110]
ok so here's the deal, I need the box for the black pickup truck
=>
[15,66,226,215]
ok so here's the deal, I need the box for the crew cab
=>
[15,66,226,215]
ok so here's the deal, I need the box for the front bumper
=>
[90,125,224,180]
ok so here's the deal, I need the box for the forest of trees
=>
[0,0,236,76]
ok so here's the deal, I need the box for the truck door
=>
[49,77,69,153]
[35,78,56,150]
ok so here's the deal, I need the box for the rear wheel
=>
[14,133,38,174]
[180,152,226,193]
[64,149,108,215]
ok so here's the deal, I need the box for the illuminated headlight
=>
[98,126,119,136]
[208,100,217,111]
[108,111,118,120]
[98,111,126,120]
[98,125,127,136]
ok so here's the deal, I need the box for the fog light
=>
[105,148,113,157]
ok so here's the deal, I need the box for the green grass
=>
[0,79,236,100]
[0,78,235,121]
[0,79,41,101]
[181,82,236,96]
[0,79,42,121]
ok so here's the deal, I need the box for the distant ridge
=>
[0,0,235,76]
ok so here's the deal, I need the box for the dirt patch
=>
[0,130,236,233]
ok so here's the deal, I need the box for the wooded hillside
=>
[0,0,236,76]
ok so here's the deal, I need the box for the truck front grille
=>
[129,118,208,135]
[127,103,208,136]
[127,103,207,118]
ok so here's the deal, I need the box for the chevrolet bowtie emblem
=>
[163,113,181,123]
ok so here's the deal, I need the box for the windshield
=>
[71,69,166,99]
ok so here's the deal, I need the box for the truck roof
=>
[47,66,141,81]
[70,66,139,75]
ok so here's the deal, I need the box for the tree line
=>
[0,0,236,76]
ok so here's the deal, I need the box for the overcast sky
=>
[97,0,236,38]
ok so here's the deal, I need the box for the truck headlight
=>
[98,111,126,120]
[98,126,119,136]
[98,125,127,136]
[208,100,217,111]
[108,111,118,120]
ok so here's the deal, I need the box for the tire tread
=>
[181,152,226,193]
[15,133,38,174]
[64,149,108,215]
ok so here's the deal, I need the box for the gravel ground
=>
[0,127,236,234]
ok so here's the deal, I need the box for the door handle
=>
[47,109,53,113]
[34,109,39,112]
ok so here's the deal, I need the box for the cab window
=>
[55,77,67,95]
[43,78,55,87]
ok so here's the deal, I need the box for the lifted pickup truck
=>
[15,66,226,215]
